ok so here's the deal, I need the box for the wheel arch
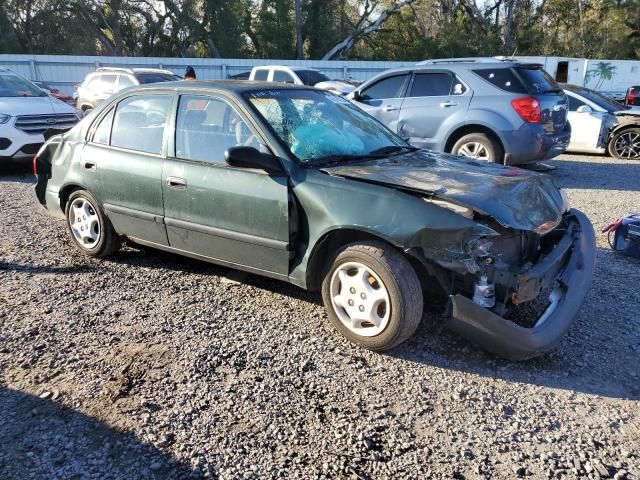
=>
[444,124,506,158]
[305,227,429,292]
[58,183,87,212]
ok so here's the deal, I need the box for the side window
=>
[100,74,117,91]
[273,71,295,84]
[360,75,408,101]
[409,73,456,97]
[175,95,259,164]
[567,95,586,112]
[92,108,114,145]
[253,69,269,81]
[117,75,135,90]
[111,95,172,154]
[86,75,101,90]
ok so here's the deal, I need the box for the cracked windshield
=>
[245,89,407,163]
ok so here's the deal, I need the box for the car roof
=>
[122,80,317,94]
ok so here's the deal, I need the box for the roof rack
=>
[96,66,175,75]
[416,57,517,65]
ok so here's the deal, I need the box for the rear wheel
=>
[608,127,640,160]
[452,133,503,163]
[321,241,423,351]
[65,190,120,257]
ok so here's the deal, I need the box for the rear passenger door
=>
[162,94,291,276]
[351,74,409,133]
[83,93,173,245]
[398,71,471,149]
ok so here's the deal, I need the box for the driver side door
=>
[162,94,291,277]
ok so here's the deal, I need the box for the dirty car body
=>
[33,82,596,359]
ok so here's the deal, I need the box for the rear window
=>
[293,69,329,86]
[135,73,182,84]
[473,68,527,94]
[516,67,559,94]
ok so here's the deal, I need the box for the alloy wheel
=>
[614,131,640,159]
[457,141,491,160]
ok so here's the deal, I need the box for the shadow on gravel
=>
[550,157,640,192]
[0,386,196,479]
[0,161,34,181]
[0,261,99,275]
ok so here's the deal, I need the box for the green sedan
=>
[33,81,596,359]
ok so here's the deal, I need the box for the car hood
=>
[0,95,77,116]
[314,80,356,95]
[320,150,566,232]
[614,109,640,116]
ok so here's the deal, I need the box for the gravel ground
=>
[0,153,639,480]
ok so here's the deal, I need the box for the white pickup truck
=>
[248,65,359,95]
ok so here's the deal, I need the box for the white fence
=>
[0,54,414,95]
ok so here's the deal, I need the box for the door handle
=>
[166,176,187,189]
[383,105,399,112]
[83,161,97,170]
[440,101,457,108]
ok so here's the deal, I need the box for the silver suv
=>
[348,58,571,165]
[75,67,181,115]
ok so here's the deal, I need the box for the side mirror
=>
[576,105,592,114]
[349,90,362,101]
[224,146,283,174]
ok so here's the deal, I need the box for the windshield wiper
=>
[368,145,419,156]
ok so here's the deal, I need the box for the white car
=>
[248,65,357,95]
[564,84,640,159]
[0,68,79,162]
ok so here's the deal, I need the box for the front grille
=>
[14,113,78,135]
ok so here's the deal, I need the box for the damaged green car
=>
[33,82,596,360]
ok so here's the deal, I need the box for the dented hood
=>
[320,150,566,232]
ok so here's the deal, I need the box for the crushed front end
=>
[413,209,596,360]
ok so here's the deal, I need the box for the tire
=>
[607,127,640,160]
[321,241,423,351]
[65,190,121,257]
[451,133,504,163]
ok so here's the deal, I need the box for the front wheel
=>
[65,190,121,257]
[608,128,640,160]
[451,133,503,163]
[321,241,423,351]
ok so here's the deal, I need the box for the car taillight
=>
[626,87,637,106]
[511,97,541,123]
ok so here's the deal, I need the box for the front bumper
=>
[444,209,596,361]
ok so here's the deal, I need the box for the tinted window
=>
[474,68,527,93]
[273,71,295,84]
[360,75,408,101]
[0,72,46,97]
[92,108,114,144]
[293,69,329,86]
[253,69,269,81]
[567,95,586,112]
[135,73,181,84]
[410,73,455,97]
[176,95,259,163]
[111,95,172,154]
[118,75,136,89]
[566,86,626,112]
[517,67,559,94]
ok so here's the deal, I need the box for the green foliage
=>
[0,0,638,60]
